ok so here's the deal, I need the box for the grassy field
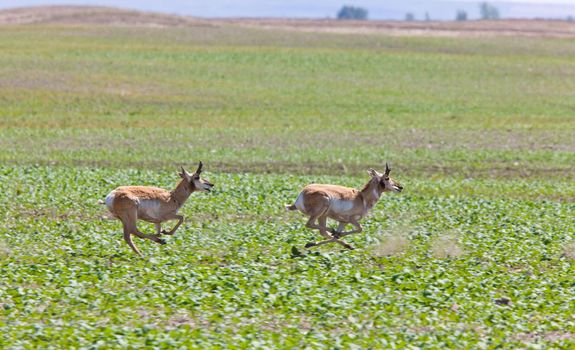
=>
[1,24,574,176]
[1,13,575,348]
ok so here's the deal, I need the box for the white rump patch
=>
[331,199,355,214]
[294,192,306,212]
[138,200,162,220]
[105,190,116,212]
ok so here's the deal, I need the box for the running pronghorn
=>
[286,163,403,250]
[104,162,214,256]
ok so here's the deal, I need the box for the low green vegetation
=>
[0,20,574,348]
[1,166,574,348]
[0,25,574,176]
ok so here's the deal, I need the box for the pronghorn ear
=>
[367,168,379,177]
[179,167,191,180]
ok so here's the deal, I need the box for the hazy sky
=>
[1,0,575,20]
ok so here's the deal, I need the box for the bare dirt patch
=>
[373,233,410,257]
[514,331,574,343]
[430,232,466,258]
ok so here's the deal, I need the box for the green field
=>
[1,20,575,348]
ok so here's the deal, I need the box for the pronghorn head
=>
[368,163,403,193]
[179,161,214,192]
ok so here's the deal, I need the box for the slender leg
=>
[305,215,325,231]
[121,220,142,256]
[132,229,166,245]
[120,209,143,256]
[305,216,355,250]
[306,215,336,234]
[317,216,333,239]
[155,223,162,236]
[161,215,184,235]
[335,222,347,234]
[333,220,363,239]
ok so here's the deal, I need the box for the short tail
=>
[285,204,297,211]
[97,199,105,205]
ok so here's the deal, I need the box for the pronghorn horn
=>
[385,162,391,175]
[195,161,203,174]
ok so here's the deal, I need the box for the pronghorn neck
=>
[360,178,382,211]
[170,179,193,207]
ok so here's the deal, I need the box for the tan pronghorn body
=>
[286,164,403,250]
[105,162,213,256]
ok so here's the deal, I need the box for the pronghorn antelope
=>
[105,162,213,256]
[286,163,403,250]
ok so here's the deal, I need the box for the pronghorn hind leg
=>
[132,229,167,245]
[333,220,363,239]
[304,215,331,248]
[307,238,355,250]
[305,215,324,232]
[305,216,355,250]
[317,217,354,249]
[335,222,347,234]
[119,209,144,256]
[123,231,143,256]
[161,215,184,235]
[121,222,143,256]
[305,214,336,235]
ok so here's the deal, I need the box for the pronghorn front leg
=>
[161,214,184,235]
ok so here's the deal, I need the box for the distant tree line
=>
[336,2,503,22]
[456,2,499,21]
[479,2,500,19]
[337,6,368,20]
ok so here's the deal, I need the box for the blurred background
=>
[1,0,575,20]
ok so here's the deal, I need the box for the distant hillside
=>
[1,5,574,38]
[0,5,208,27]
[2,0,575,20]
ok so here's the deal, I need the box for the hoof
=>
[332,232,341,239]
[158,239,167,245]
[305,242,316,248]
